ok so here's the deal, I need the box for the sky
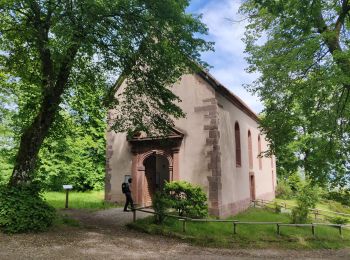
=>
[187,0,262,113]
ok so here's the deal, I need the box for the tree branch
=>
[334,0,350,35]
[29,0,54,90]
[312,0,350,95]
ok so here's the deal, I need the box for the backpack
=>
[122,183,128,194]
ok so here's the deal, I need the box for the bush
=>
[275,179,293,199]
[324,190,350,206]
[152,191,172,224]
[287,173,302,192]
[274,202,282,213]
[163,181,208,218]
[0,184,56,233]
[291,207,309,224]
[290,182,319,224]
[327,216,349,225]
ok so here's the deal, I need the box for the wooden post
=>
[65,190,69,209]
[277,224,280,235]
[133,209,136,222]
[339,225,342,237]
[312,224,315,237]
[182,219,187,233]
[233,222,237,235]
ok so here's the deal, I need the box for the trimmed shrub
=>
[163,181,208,218]
[0,184,56,233]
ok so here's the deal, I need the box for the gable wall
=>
[106,74,219,208]
[106,73,276,216]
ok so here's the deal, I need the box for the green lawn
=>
[128,208,350,249]
[274,198,350,221]
[44,191,118,210]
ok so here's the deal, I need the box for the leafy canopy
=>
[0,0,212,185]
[0,0,212,134]
[240,0,350,187]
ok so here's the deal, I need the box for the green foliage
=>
[152,191,172,224]
[324,190,350,206]
[276,173,303,199]
[274,202,282,214]
[291,182,319,224]
[0,0,212,185]
[328,216,349,225]
[0,184,56,233]
[36,113,106,191]
[275,179,293,199]
[325,200,350,215]
[0,74,15,184]
[287,173,302,192]
[1,69,107,190]
[0,155,12,185]
[163,181,208,218]
[240,0,350,187]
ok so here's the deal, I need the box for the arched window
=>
[248,130,253,169]
[235,122,241,167]
[258,135,262,170]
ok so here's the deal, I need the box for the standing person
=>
[122,178,134,212]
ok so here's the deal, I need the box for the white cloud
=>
[193,0,263,113]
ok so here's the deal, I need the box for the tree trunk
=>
[9,46,80,187]
[9,96,62,186]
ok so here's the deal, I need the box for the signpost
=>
[63,185,73,209]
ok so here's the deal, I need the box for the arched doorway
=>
[143,154,170,206]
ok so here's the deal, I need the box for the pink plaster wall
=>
[106,73,276,216]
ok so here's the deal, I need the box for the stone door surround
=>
[128,129,183,206]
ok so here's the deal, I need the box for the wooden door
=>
[144,156,156,206]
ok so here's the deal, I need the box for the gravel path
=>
[0,208,349,259]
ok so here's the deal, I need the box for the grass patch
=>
[128,208,350,249]
[44,191,118,210]
[275,198,350,222]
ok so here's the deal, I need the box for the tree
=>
[0,0,212,187]
[240,0,350,187]
[36,111,106,191]
[291,181,319,224]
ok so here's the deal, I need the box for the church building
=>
[105,69,276,217]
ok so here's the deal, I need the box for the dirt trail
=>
[0,207,349,259]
